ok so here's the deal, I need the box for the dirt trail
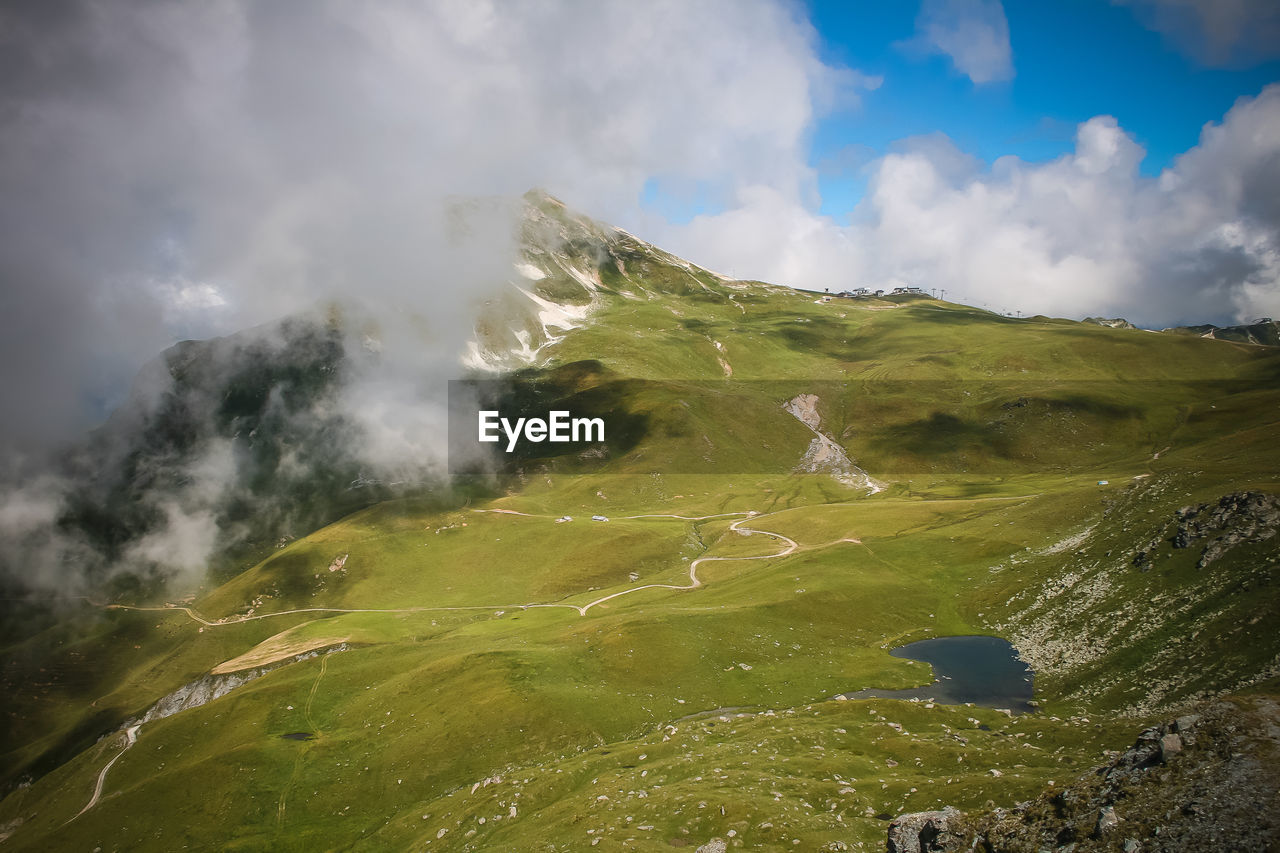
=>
[68,723,140,822]
[106,509,847,627]
[69,504,857,824]
[108,601,580,626]
[278,652,333,828]
[575,512,799,615]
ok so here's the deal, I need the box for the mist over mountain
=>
[0,191,706,598]
[1,7,1279,849]
[0,0,846,459]
[3,1,1279,465]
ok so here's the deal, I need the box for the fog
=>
[1,1,1277,591]
[0,0,846,589]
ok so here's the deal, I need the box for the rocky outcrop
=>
[887,807,961,852]
[884,696,1280,852]
[1083,317,1137,330]
[131,643,348,727]
[1170,491,1280,568]
[137,669,268,724]
[783,394,885,493]
[1129,490,1280,571]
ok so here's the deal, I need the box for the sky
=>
[632,0,1280,322]
[806,1,1280,217]
[1,0,1280,458]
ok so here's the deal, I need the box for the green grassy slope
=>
[2,198,1278,851]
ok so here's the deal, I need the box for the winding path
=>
[572,513,796,614]
[107,507,849,627]
[67,724,140,822]
[101,495,1038,626]
[70,496,1034,825]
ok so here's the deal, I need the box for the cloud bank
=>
[1117,0,1280,67]
[7,0,1276,461]
[0,0,854,459]
[655,84,1280,328]
[908,0,1015,84]
[0,0,855,589]
[2,1,1280,592]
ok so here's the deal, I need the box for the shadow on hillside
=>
[450,361,652,475]
[871,412,1013,459]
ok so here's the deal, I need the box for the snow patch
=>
[514,262,546,281]
[518,284,590,331]
[462,283,595,371]
[461,340,501,372]
[560,263,602,292]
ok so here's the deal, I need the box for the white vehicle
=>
[555,516,573,523]
[591,515,609,522]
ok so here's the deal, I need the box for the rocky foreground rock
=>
[887,807,962,852]
[1133,491,1280,570]
[887,695,1280,852]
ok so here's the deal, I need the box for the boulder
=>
[887,806,962,853]
[1159,733,1183,762]
[1173,714,1200,733]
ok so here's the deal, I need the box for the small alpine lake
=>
[841,635,1035,714]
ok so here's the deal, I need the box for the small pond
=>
[840,635,1035,714]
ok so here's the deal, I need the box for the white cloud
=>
[1,0,879,584]
[1116,0,1280,66]
[3,0,1278,469]
[909,0,1014,84]
[656,86,1280,328]
[0,0,868,455]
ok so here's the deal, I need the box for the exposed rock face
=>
[1083,317,1137,330]
[884,697,1280,852]
[133,644,348,726]
[886,807,961,853]
[993,478,1279,716]
[783,393,885,493]
[138,669,267,724]
[1169,491,1280,568]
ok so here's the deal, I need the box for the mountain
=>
[2,192,1278,851]
[1162,318,1280,346]
[0,310,419,639]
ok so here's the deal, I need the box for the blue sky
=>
[632,0,1280,332]
[808,1,1280,220]
[642,1,1280,225]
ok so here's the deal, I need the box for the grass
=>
[3,233,1279,850]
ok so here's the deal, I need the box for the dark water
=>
[280,731,317,741]
[841,635,1035,714]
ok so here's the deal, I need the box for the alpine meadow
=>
[2,3,1280,852]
